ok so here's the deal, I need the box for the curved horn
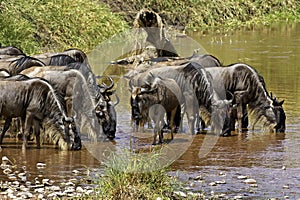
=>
[97,76,114,93]
[129,79,133,90]
[226,90,234,101]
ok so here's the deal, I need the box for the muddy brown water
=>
[1,22,300,198]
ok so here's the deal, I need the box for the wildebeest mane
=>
[64,48,88,64]
[32,78,69,148]
[225,63,273,124]
[182,62,213,111]
[49,54,76,66]
[9,56,45,75]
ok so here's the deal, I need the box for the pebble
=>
[85,190,94,195]
[76,186,84,193]
[283,185,289,189]
[234,195,243,199]
[237,175,248,179]
[192,175,203,181]
[215,180,226,184]
[3,168,13,174]
[8,174,17,181]
[219,172,226,176]
[72,169,80,174]
[174,191,187,197]
[209,182,217,186]
[36,163,46,169]
[244,179,257,184]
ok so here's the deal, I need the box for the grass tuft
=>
[95,148,179,199]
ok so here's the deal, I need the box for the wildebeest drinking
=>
[205,63,286,133]
[20,63,119,139]
[130,61,233,136]
[0,78,81,150]
[130,76,183,144]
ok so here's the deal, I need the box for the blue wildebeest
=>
[127,52,223,132]
[130,76,183,144]
[130,61,232,136]
[20,64,118,139]
[270,92,285,133]
[205,63,286,133]
[0,56,45,75]
[32,48,91,68]
[0,78,81,150]
[0,46,25,58]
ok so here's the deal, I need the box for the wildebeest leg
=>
[173,105,181,133]
[0,118,12,144]
[32,120,41,148]
[237,104,243,133]
[230,107,237,131]
[23,115,34,150]
[241,104,248,130]
[169,108,177,140]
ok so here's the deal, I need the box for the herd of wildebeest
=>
[0,44,286,150]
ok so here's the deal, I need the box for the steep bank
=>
[0,0,299,54]
[102,0,300,31]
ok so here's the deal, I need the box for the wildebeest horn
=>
[226,90,234,101]
[97,76,114,93]
[129,79,133,89]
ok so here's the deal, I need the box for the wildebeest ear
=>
[279,100,284,106]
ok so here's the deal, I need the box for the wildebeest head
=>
[270,93,286,133]
[236,90,277,132]
[210,97,233,136]
[95,76,118,140]
[129,78,160,132]
[61,116,82,150]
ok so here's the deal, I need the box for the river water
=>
[1,22,300,199]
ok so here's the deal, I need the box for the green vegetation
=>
[0,0,128,54]
[94,148,179,199]
[0,0,299,54]
[104,0,300,31]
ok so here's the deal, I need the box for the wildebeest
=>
[130,62,232,135]
[0,78,81,150]
[204,63,285,133]
[270,93,285,133]
[130,76,182,144]
[0,56,45,75]
[32,48,90,68]
[20,64,118,139]
[0,46,25,58]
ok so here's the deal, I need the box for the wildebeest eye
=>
[264,105,271,109]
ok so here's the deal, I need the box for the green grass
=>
[1,0,299,54]
[94,148,180,200]
[104,0,300,32]
[0,0,129,55]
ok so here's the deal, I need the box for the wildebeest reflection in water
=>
[0,78,81,150]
